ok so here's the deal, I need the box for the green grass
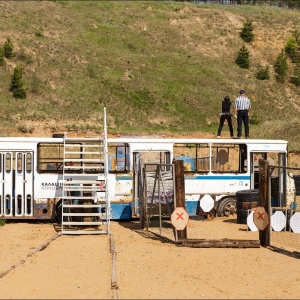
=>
[0,2,299,148]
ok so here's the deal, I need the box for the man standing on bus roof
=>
[217,96,234,138]
[234,90,251,139]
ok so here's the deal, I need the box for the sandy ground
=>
[0,218,299,300]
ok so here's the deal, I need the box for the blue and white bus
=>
[0,135,288,221]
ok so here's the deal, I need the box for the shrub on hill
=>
[10,66,26,99]
[274,49,288,83]
[285,29,300,64]
[0,47,5,66]
[4,38,13,59]
[255,65,270,80]
[290,63,300,86]
[235,45,250,69]
[240,20,254,43]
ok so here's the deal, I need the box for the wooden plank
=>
[259,158,270,247]
[0,232,62,279]
[174,159,187,239]
[177,239,260,248]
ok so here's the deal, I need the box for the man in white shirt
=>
[234,90,251,139]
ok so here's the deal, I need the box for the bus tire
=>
[55,202,63,224]
[236,189,259,224]
[237,216,247,225]
[217,197,236,217]
[236,208,250,218]
[236,189,259,201]
[236,201,259,210]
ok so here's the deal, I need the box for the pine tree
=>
[274,49,288,83]
[285,29,300,63]
[4,38,13,59]
[10,66,26,99]
[0,47,5,66]
[240,20,254,43]
[290,63,300,87]
[255,65,270,80]
[235,45,250,69]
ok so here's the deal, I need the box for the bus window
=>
[108,143,130,172]
[17,153,22,174]
[239,144,248,173]
[38,142,130,174]
[174,143,211,173]
[250,151,285,189]
[116,143,129,171]
[38,143,82,173]
[38,143,64,173]
[26,153,32,173]
[6,153,11,173]
[134,151,169,172]
[196,145,212,172]
[174,142,246,174]
[211,143,240,173]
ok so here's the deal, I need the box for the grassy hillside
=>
[0,1,300,149]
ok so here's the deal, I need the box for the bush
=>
[30,75,42,94]
[10,65,27,99]
[249,113,259,125]
[274,49,288,83]
[240,20,254,43]
[255,65,270,80]
[35,29,44,37]
[13,88,27,99]
[0,47,5,66]
[4,38,13,59]
[285,37,300,63]
[290,63,300,86]
[235,45,250,69]
[17,124,34,133]
[16,49,33,64]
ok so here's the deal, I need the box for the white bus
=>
[0,135,288,221]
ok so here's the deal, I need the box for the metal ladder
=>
[61,134,110,235]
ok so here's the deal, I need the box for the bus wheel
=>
[218,198,236,217]
[55,202,63,224]
[236,189,259,224]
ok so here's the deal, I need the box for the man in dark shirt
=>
[217,96,234,138]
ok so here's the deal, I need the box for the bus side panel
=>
[34,173,62,219]
[110,175,132,219]
[184,174,250,195]
[34,198,56,220]
[34,174,63,199]
[110,203,132,219]
[184,174,251,215]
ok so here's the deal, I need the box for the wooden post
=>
[174,160,187,239]
[258,158,270,247]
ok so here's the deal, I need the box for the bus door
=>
[0,151,34,217]
[0,152,13,217]
[250,152,267,189]
[132,151,171,216]
[250,151,286,205]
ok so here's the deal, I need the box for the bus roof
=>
[107,137,288,145]
[0,136,288,146]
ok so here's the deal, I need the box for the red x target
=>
[171,207,189,231]
[253,206,269,231]
[176,212,184,220]
[257,212,265,220]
